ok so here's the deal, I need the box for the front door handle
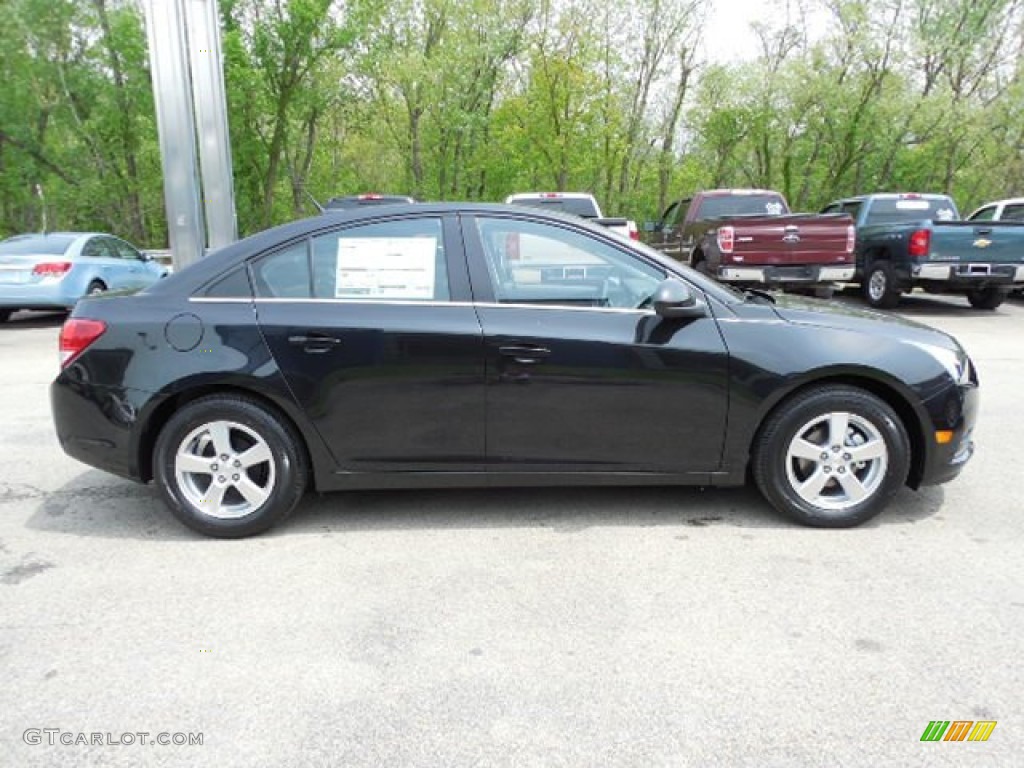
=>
[288,333,342,354]
[498,345,551,365]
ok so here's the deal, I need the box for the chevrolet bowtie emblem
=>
[973,238,992,248]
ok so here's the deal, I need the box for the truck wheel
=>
[966,285,1006,310]
[752,385,910,528]
[863,261,900,309]
[0,309,12,323]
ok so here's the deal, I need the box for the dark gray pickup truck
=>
[822,193,1024,309]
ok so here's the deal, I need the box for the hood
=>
[769,294,963,353]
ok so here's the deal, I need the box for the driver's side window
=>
[474,217,664,309]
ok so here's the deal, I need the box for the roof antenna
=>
[303,187,324,214]
[35,184,47,234]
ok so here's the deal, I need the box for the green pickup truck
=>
[821,193,1024,309]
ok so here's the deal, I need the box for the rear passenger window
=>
[204,267,252,298]
[251,241,311,298]
[1003,204,1024,221]
[310,218,448,301]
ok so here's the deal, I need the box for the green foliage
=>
[1,0,1022,244]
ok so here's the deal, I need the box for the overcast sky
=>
[703,0,829,64]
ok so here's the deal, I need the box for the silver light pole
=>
[143,0,237,270]
[185,0,238,250]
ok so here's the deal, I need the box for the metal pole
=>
[143,0,205,270]
[185,0,238,250]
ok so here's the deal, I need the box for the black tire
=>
[862,261,900,309]
[153,394,308,538]
[966,285,1006,310]
[752,385,911,528]
[86,280,106,296]
[692,252,711,277]
[0,309,12,323]
[812,285,835,300]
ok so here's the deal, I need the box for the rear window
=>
[0,234,76,255]
[506,197,601,218]
[693,194,788,219]
[864,197,959,225]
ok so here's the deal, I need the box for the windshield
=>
[864,197,959,225]
[507,197,601,218]
[695,194,788,219]
[0,234,76,255]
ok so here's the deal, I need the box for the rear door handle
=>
[498,345,551,365]
[288,333,342,353]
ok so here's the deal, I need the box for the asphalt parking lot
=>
[1,294,1021,767]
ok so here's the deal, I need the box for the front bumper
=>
[718,264,855,284]
[919,381,979,487]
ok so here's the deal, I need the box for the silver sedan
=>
[0,232,168,322]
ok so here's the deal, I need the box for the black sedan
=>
[51,204,978,537]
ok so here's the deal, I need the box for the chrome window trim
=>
[188,296,656,315]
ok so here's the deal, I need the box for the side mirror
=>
[642,220,661,232]
[652,278,705,319]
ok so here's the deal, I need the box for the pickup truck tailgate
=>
[929,222,1024,266]
[726,214,852,265]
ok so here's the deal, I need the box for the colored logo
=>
[973,238,992,248]
[920,720,997,742]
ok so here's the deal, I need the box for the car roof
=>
[699,189,781,196]
[505,192,595,201]
[833,193,953,203]
[974,197,1024,207]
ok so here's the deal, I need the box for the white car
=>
[965,197,1024,222]
[504,192,639,241]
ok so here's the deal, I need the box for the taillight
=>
[717,226,735,254]
[60,318,106,368]
[628,223,640,240]
[846,225,855,253]
[908,229,930,257]
[33,261,73,277]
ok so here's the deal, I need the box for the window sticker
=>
[934,208,955,221]
[335,237,437,299]
[895,200,930,210]
[765,201,785,215]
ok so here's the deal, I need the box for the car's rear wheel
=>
[0,309,12,323]
[863,261,900,309]
[153,395,308,538]
[752,385,910,527]
[966,285,1006,310]
[87,280,106,296]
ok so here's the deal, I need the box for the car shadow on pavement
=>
[24,471,946,540]
[0,310,67,330]
[835,289,1009,317]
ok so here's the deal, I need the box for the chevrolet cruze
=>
[50,204,977,537]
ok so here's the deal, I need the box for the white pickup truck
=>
[505,192,639,241]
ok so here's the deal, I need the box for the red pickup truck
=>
[642,189,856,293]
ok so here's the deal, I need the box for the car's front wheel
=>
[153,395,308,537]
[753,385,910,527]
